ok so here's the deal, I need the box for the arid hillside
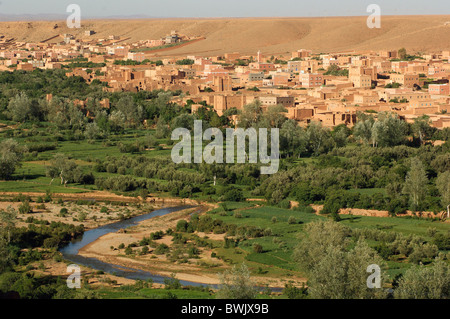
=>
[1,15,450,56]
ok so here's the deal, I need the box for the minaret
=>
[257,50,262,63]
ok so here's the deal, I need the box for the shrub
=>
[59,208,68,217]
[125,247,133,255]
[141,246,149,255]
[19,201,33,214]
[253,243,263,253]
[155,243,169,255]
[176,220,188,232]
[283,283,308,299]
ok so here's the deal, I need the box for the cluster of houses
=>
[1,32,449,129]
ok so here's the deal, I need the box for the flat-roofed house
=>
[390,73,419,88]
[350,74,372,88]
[300,73,324,88]
[429,83,450,95]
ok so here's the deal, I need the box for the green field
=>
[205,203,450,279]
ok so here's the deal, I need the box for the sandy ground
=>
[32,258,141,288]
[1,16,450,56]
[0,199,169,230]
[0,190,207,229]
[78,206,227,285]
[78,204,306,288]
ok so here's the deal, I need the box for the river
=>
[59,205,218,288]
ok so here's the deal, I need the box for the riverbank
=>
[75,203,302,288]
[77,205,225,286]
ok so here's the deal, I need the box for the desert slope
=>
[1,15,450,55]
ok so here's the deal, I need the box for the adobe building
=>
[381,88,430,102]
[127,52,146,63]
[379,50,398,59]
[353,92,379,105]
[299,73,324,88]
[288,107,314,121]
[258,96,295,108]
[429,83,450,95]
[349,65,378,81]
[225,52,240,61]
[211,76,233,92]
[389,74,420,88]
[213,94,255,116]
[350,75,372,88]
[249,62,276,72]
[292,49,312,59]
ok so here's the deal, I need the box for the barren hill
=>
[1,15,450,56]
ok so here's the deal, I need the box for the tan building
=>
[379,50,398,59]
[389,74,419,88]
[354,93,379,105]
[349,65,378,81]
[211,76,232,92]
[350,75,372,88]
[213,94,253,116]
[224,52,240,61]
[299,73,324,88]
[382,88,430,102]
[258,96,295,108]
[429,83,450,95]
[292,49,311,59]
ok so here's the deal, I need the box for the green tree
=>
[306,121,332,156]
[395,258,450,299]
[6,92,36,122]
[293,220,350,271]
[0,206,17,244]
[116,95,144,126]
[237,100,263,129]
[398,48,407,60]
[371,112,408,147]
[263,104,288,128]
[307,240,387,299]
[353,114,375,146]
[216,263,257,299]
[436,171,450,209]
[46,154,82,186]
[411,115,434,145]
[402,157,428,211]
[0,139,27,180]
[155,117,171,138]
[294,220,387,299]
[84,122,103,142]
[280,119,307,158]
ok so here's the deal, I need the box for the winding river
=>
[59,205,218,288]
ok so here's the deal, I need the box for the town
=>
[0,14,449,303]
[1,30,449,129]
